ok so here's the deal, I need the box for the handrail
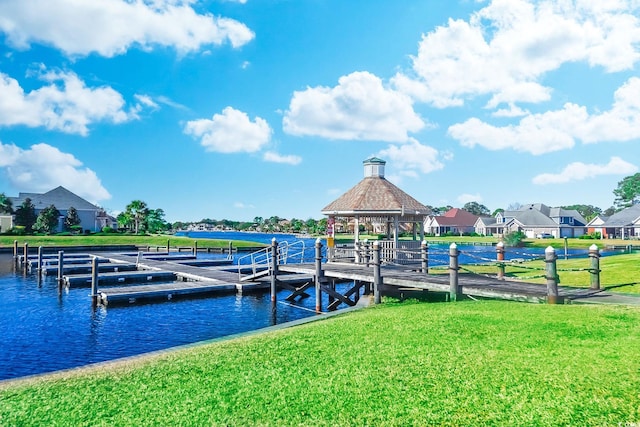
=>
[236,240,309,281]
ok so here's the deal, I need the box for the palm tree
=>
[125,200,149,234]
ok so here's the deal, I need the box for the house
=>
[481,203,587,238]
[0,215,12,233]
[425,208,479,236]
[474,216,505,237]
[9,186,115,233]
[600,204,640,239]
[586,215,609,238]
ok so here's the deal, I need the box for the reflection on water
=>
[0,253,322,381]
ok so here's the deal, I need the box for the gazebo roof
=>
[321,176,430,216]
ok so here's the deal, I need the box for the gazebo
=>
[321,158,431,255]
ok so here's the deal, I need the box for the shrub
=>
[503,231,527,247]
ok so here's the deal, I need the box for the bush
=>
[101,227,115,233]
[503,231,527,247]
[10,226,26,235]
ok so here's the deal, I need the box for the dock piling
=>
[589,244,601,290]
[421,240,429,274]
[373,241,381,304]
[91,256,99,307]
[57,251,64,291]
[545,246,560,304]
[496,241,505,280]
[315,238,323,313]
[37,246,43,276]
[449,243,460,302]
[22,242,29,272]
[270,238,278,303]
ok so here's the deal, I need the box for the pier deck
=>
[279,262,604,303]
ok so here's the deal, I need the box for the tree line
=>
[1,173,640,235]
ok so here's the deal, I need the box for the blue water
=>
[0,232,618,380]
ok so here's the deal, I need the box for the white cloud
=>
[263,151,302,165]
[532,156,638,185]
[0,142,111,203]
[448,77,640,155]
[393,0,640,109]
[376,139,444,175]
[0,68,147,135]
[283,71,425,142]
[457,193,483,204]
[184,106,272,153]
[0,0,254,57]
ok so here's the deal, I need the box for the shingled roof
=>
[321,176,429,215]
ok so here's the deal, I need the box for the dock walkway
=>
[279,262,610,304]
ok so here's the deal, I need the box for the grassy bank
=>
[0,234,265,250]
[1,300,639,426]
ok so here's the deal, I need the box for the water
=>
[0,233,616,381]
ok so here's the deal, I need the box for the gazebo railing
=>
[331,240,423,265]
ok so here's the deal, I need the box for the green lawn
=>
[1,300,639,426]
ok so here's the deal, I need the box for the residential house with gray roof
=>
[600,204,640,239]
[477,203,587,238]
[9,186,115,232]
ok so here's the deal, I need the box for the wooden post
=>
[315,238,323,313]
[91,256,99,307]
[193,240,198,256]
[373,241,381,304]
[564,237,568,260]
[23,242,29,272]
[449,243,460,302]
[57,251,64,290]
[13,240,18,259]
[589,244,601,290]
[228,241,233,260]
[167,239,170,254]
[270,238,278,303]
[364,240,370,267]
[421,240,429,274]
[496,241,505,280]
[37,246,43,275]
[545,246,560,304]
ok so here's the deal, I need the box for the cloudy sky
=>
[1,0,639,222]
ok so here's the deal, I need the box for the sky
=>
[0,0,639,223]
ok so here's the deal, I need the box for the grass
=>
[1,300,639,426]
[0,234,265,250]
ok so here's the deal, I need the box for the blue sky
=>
[1,0,639,223]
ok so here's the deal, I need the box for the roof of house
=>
[429,208,479,227]
[601,204,640,227]
[321,176,430,216]
[508,206,559,227]
[11,186,99,211]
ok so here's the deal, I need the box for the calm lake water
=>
[0,232,610,381]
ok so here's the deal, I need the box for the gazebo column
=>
[354,215,360,242]
[394,215,399,247]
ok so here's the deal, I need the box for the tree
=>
[613,173,640,209]
[0,193,13,214]
[507,202,523,211]
[33,205,60,234]
[145,208,169,233]
[561,204,602,222]
[64,206,81,231]
[463,201,490,216]
[125,200,149,234]
[492,208,504,217]
[117,211,133,231]
[14,198,37,233]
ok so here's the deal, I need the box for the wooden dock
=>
[278,262,602,304]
